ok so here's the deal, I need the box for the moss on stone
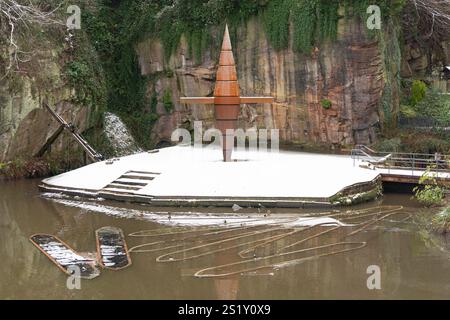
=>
[331,183,383,206]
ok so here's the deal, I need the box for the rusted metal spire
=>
[180,24,274,162]
[214,24,240,162]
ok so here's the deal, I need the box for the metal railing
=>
[351,144,450,176]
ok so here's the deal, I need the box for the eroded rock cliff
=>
[0,48,90,164]
[137,15,390,148]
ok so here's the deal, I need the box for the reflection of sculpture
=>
[214,247,240,300]
[180,25,274,162]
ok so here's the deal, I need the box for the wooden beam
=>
[42,102,104,162]
[180,97,215,104]
[240,96,274,104]
[34,124,65,158]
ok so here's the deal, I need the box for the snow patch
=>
[104,112,142,157]
[46,197,350,228]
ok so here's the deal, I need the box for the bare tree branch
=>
[404,0,450,44]
[0,0,63,78]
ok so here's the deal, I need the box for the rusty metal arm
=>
[179,97,215,104]
[240,97,274,104]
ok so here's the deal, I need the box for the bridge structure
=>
[351,145,450,186]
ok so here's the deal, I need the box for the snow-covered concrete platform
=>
[39,145,382,208]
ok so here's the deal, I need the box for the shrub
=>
[321,99,332,109]
[400,130,450,154]
[414,185,446,207]
[431,207,450,234]
[375,137,402,152]
[413,166,446,206]
[414,88,450,126]
[0,159,51,179]
[399,104,417,118]
[410,80,427,106]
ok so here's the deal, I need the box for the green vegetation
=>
[321,99,332,109]
[431,207,450,234]
[415,88,450,126]
[263,0,339,53]
[76,0,271,150]
[79,1,157,149]
[317,1,340,42]
[398,131,450,154]
[163,89,174,113]
[410,80,427,106]
[399,104,417,118]
[264,0,405,53]
[75,0,271,149]
[72,0,409,152]
[291,1,316,53]
[411,80,427,106]
[187,29,210,64]
[331,182,383,205]
[150,92,158,114]
[64,55,107,125]
[401,79,450,126]
[263,0,291,50]
[378,78,450,154]
[413,166,446,207]
[375,137,401,152]
[0,156,81,179]
[83,124,116,160]
[154,0,262,59]
[375,127,450,155]
[379,18,402,130]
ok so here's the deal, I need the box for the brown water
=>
[1,179,449,300]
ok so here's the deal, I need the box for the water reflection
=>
[0,179,449,299]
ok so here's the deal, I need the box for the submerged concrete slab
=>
[40,146,382,207]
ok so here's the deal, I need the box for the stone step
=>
[113,178,148,186]
[106,183,142,191]
[128,170,160,175]
[121,175,155,181]
[100,188,137,195]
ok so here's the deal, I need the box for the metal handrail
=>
[351,145,450,174]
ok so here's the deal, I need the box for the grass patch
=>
[321,99,332,109]
[431,207,450,234]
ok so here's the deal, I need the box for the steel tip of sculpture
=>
[180,24,275,162]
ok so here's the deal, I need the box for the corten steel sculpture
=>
[180,25,274,162]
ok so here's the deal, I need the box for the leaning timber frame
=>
[35,102,104,162]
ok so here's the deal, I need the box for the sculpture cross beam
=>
[180,24,274,162]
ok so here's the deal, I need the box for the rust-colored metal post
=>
[214,25,240,162]
[180,24,274,162]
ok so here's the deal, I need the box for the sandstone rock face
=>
[137,16,386,148]
[0,49,90,163]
